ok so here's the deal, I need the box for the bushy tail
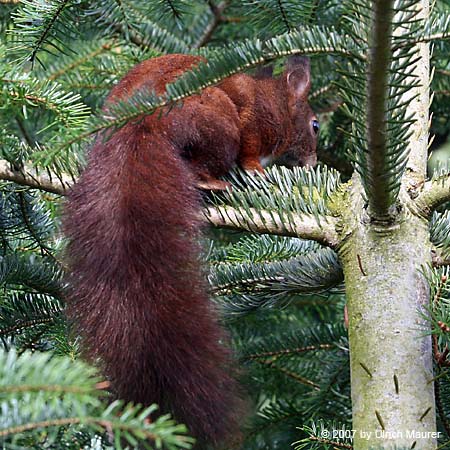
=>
[64,124,243,447]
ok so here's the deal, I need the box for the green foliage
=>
[228,308,350,449]
[210,244,343,314]
[216,234,322,263]
[0,349,194,450]
[2,77,90,131]
[294,420,353,449]
[240,0,344,36]
[426,266,450,343]
[210,165,342,230]
[9,0,81,66]
[430,211,450,259]
[422,266,450,441]
[0,0,449,448]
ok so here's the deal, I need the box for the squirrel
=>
[63,53,318,448]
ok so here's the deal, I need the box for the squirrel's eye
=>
[312,119,320,134]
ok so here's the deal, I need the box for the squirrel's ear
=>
[254,64,274,79]
[285,56,311,100]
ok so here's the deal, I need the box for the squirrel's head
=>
[276,56,319,168]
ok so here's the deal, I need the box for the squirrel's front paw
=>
[240,158,265,174]
[197,179,231,191]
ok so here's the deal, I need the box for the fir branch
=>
[30,0,69,65]
[16,191,56,260]
[266,25,356,59]
[242,0,325,36]
[430,211,450,259]
[0,317,54,340]
[3,77,91,130]
[0,411,192,448]
[47,42,116,81]
[419,10,450,43]
[210,248,343,314]
[255,358,320,389]
[0,160,71,195]
[0,350,194,449]
[0,160,343,249]
[276,0,291,32]
[415,175,450,214]
[0,159,341,249]
[91,1,190,54]
[87,0,138,40]
[0,348,100,397]
[205,205,339,246]
[1,382,96,396]
[0,254,62,297]
[193,0,228,48]
[207,165,342,246]
[137,20,191,53]
[294,420,354,449]
[251,400,301,436]
[244,343,333,360]
[151,0,188,25]
[14,117,33,148]
[9,0,77,66]
[435,375,450,439]
[216,234,321,264]
[0,291,63,345]
[0,160,342,246]
[240,324,346,363]
[0,415,172,443]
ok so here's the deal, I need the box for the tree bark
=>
[337,0,437,447]
[338,181,436,450]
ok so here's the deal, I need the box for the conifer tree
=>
[0,0,449,449]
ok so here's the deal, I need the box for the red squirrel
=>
[63,54,318,448]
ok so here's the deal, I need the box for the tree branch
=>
[432,247,450,268]
[204,205,339,247]
[0,160,72,195]
[415,175,450,214]
[193,0,229,48]
[0,160,340,247]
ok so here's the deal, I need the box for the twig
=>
[415,176,450,214]
[0,160,71,195]
[193,0,229,48]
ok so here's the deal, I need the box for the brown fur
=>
[63,54,317,448]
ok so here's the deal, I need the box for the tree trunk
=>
[338,1,437,448]
[339,182,437,449]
